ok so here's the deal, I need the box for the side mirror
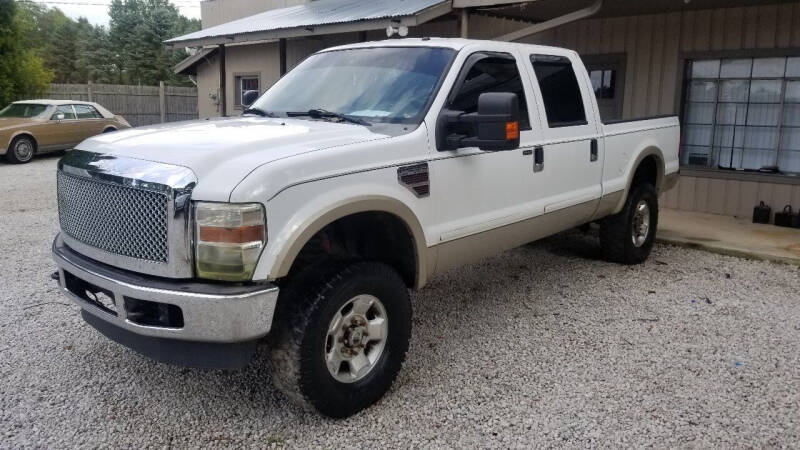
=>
[242,90,259,108]
[55,113,65,121]
[437,92,521,151]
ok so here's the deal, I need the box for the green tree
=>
[109,0,199,86]
[6,0,198,90]
[0,0,52,105]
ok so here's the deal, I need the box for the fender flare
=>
[5,131,38,154]
[268,195,431,289]
[611,146,665,215]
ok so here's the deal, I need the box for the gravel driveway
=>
[1,155,799,448]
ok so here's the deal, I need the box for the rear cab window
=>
[529,54,589,128]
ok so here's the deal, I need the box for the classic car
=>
[0,100,131,163]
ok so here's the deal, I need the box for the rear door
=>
[73,104,107,141]
[523,52,603,222]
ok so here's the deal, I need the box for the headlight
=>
[194,202,266,281]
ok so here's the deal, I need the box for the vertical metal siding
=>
[512,3,800,218]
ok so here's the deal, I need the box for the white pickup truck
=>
[52,38,679,417]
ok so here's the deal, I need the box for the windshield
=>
[0,103,50,118]
[251,47,456,124]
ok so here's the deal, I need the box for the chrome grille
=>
[57,171,169,263]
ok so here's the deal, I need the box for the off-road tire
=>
[268,261,412,418]
[6,135,35,164]
[599,182,658,264]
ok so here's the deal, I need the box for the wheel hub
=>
[15,141,33,160]
[325,294,388,383]
[631,200,651,247]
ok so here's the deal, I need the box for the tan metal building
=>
[170,0,800,219]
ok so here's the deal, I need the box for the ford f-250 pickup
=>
[52,38,679,417]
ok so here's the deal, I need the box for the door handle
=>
[534,146,544,172]
[590,139,598,162]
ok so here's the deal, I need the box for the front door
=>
[429,51,544,245]
[40,105,82,150]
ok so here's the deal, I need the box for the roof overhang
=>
[173,47,217,75]
[165,0,452,48]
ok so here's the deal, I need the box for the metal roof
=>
[166,0,452,47]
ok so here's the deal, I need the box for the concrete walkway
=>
[657,208,800,265]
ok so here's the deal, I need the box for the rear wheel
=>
[6,136,35,164]
[599,183,658,264]
[268,261,412,418]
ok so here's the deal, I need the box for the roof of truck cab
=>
[323,38,569,54]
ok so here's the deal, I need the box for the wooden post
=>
[279,38,287,76]
[218,44,227,117]
[159,81,166,123]
[87,80,93,102]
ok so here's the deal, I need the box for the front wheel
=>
[268,261,412,418]
[599,182,659,264]
[6,136,35,164]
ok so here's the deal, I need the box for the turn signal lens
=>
[194,202,266,281]
[506,121,519,140]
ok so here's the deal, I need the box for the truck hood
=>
[75,116,390,200]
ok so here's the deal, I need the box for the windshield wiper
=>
[242,107,276,117]
[286,108,371,126]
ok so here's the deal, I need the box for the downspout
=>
[495,0,603,42]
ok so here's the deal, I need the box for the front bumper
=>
[52,234,279,368]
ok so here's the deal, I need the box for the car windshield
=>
[0,103,50,118]
[250,47,456,124]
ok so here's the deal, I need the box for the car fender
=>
[254,183,431,289]
[3,129,38,154]
[611,143,665,215]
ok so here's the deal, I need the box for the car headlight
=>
[194,202,266,281]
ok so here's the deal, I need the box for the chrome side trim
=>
[58,150,197,278]
[433,199,597,276]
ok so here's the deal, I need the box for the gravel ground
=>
[1,155,799,448]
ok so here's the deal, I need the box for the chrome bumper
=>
[52,234,279,344]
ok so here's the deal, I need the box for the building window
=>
[589,69,616,99]
[530,55,587,128]
[682,56,800,174]
[235,75,260,107]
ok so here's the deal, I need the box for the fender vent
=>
[398,163,430,197]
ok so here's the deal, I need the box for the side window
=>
[530,55,587,128]
[51,105,76,120]
[449,53,531,130]
[74,105,102,119]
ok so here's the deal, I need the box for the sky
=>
[27,0,201,26]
